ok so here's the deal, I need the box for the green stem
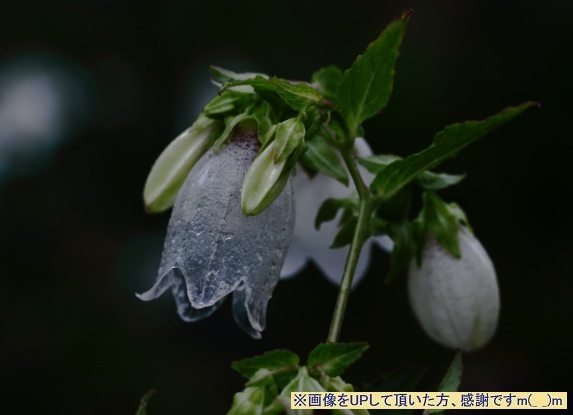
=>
[327,149,372,343]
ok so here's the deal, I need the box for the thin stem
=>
[327,149,372,343]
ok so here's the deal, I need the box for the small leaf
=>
[135,389,157,415]
[312,65,343,103]
[371,102,538,198]
[425,352,463,415]
[418,191,461,258]
[232,350,300,379]
[307,342,369,377]
[270,78,323,111]
[331,216,357,248]
[366,364,426,415]
[337,10,412,136]
[315,197,355,230]
[274,118,305,163]
[143,115,222,213]
[417,171,466,190]
[301,134,349,185]
[210,65,269,84]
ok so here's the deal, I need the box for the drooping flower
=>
[138,129,295,339]
[408,227,500,351]
[281,138,393,285]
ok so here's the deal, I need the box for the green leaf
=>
[426,352,463,415]
[222,76,324,112]
[366,364,426,415]
[360,155,465,190]
[270,78,323,111]
[301,134,349,185]
[232,350,300,379]
[314,197,356,230]
[274,118,305,163]
[371,101,538,198]
[312,65,343,103]
[337,10,412,136]
[416,171,466,190]
[307,342,369,377]
[331,216,357,248]
[134,389,157,415]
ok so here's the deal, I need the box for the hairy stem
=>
[327,149,372,343]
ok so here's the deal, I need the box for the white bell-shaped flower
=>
[408,227,500,351]
[138,129,294,339]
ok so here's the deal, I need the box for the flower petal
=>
[139,129,295,337]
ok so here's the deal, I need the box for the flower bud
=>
[408,227,500,351]
[273,117,305,163]
[143,115,220,213]
[241,140,289,216]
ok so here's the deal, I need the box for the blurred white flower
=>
[138,130,294,339]
[0,55,86,180]
[408,227,500,351]
[281,138,393,285]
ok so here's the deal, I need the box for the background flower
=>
[281,138,393,285]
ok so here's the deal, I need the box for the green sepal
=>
[301,131,349,185]
[323,377,371,415]
[426,352,463,415]
[134,389,157,415]
[277,367,326,415]
[227,374,278,415]
[203,92,247,117]
[385,221,416,283]
[417,191,466,259]
[143,114,223,213]
[337,10,412,137]
[311,65,343,103]
[307,342,369,377]
[370,101,538,199]
[274,117,306,163]
[213,112,256,149]
[250,100,274,140]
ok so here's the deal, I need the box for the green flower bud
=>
[408,227,500,352]
[273,117,305,163]
[241,140,290,216]
[143,115,220,213]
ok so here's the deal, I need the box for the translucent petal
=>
[138,130,295,337]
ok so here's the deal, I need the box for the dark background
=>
[0,0,571,414]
